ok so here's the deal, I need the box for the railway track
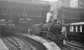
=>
[62,41,84,50]
[1,34,47,50]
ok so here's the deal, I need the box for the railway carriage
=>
[58,7,84,48]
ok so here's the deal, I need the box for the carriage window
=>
[80,26,82,32]
[69,25,83,32]
[70,26,74,32]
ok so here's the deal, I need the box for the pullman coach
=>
[58,7,84,48]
